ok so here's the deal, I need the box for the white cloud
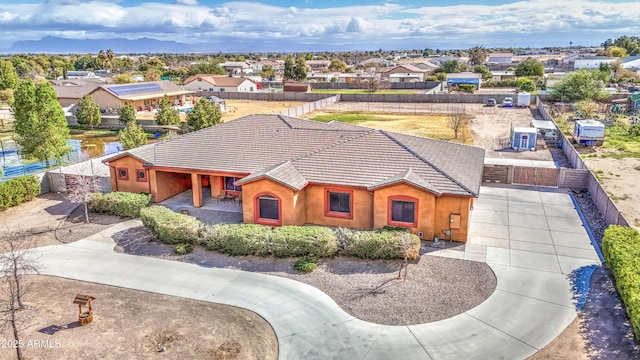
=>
[0,0,639,50]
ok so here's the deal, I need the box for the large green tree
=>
[516,77,536,92]
[118,103,136,125]
[0,59,19,90]
[294,57,307,81]
[473,65,493,80]
[549,69,609,102]
[75,95,102,131]
[186,97,222,131]
[12,80,71,164]
[467,46,487,65]
[155,95,180,125]
[515,58,544,77]
[118,122,147,150]
[434,60,464,74]
[329,59,347,72]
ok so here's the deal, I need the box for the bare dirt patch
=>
[222,100,306,122]
[117,227,497,326]
[582,156,640,227]
[0,276,277,360]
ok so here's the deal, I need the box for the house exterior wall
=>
[573,58,616,69]
[241,179,299,226]
[149,170,192,202]
[184,80,216,92]
[58,98,79,107]
[90,89,122,110]
[107,157,150,194]
[434,196,473,242]
[372,183,437,237]
[303,185,374,229]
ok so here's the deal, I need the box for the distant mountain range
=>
[1,36,352,54]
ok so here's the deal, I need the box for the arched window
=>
[255,193,281,226]
[388,195,419,228]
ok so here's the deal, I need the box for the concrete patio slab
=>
[467,235,510,248]
[468,222,509,239]
[510,240,556,255]
[507,188,542,203]
[477,186,509,200]
[508,226,553,244]
[557,255,601,274]
[539,191,575,206]
[543,203,581,219]
[486,247,510,266]
[469,209,509,225]
[507,201,546,216]
[365,327,432,360]
[547,217,587,233]
[551,231,594,249]
[490,264,574,307]
[510,249,562,273]
[472,198,509,212]
[555,246,601,261]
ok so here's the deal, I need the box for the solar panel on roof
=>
[106,83,162,96]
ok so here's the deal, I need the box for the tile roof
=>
[183,74,255,87]
[110,115,484,196]
[51,80,102,99]
[99,81,193,100]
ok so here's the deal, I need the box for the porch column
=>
[191,173,203,208]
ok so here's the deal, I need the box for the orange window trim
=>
[116,167,129,180]
[324,187,354,219]
[254,192,282,226]
[135,168,147,182]
[387,195,419,228]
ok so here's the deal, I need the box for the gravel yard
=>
[116,226,497,326]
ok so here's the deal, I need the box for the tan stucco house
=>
[103,115,485,242]
[183,74,258,93]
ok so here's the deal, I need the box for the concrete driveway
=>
[31,186,601,359]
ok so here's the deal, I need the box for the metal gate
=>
[513,167,558,187]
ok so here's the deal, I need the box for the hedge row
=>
[88,192,152,218]
[140,206,204,244]
[602,225,640,339]
[140,205,420,260]
[338,228,420,260]
[0,175,40,211]
[202,224,338,258]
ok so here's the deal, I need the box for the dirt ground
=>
[0,276,277,360]
[582,156,640,227]
[222,100,306,122]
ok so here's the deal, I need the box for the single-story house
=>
[103,115,485,242]
[446,72,483,89]
[621,56,640,69]
[183,75,258,93]
[88,81,195,112]
[306,60,331,72]
[490,71,516,82]
[487,53,514,64]
[389,73,424,83]
[219,61,250,74]
[383,64,429,79]
[51,80,103,107]
[573,56,618,70]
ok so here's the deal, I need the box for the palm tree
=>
[106,49,115,70]
[97,50,107,69]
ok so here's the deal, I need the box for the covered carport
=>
[531,119,558,142]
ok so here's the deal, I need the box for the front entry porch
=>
[159,188,243,225]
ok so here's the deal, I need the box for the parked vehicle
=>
[572,119,605,146]
[502,97,513,107]
[486,98,497,107]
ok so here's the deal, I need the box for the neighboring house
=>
[446,72,483,89]
[131,74,145,82]
[307,73,336,82]
[621,56,640,69]
[89,81,194,112]
[412,61,439,72]
[283,82,311,92]
[382,64,429,79]
[219,61,250,74]
[183,74,258,93]
[389,73,424,83]
[490,71,516,82]
[337,73,364,83]
[573,56,617,69]
[306,60,331,72]
[487,53,514,64]
[57,71,105,81]
[359,57,396,68]
[51,80,103,107]
[103,115,485,242]
[428,56,463,66]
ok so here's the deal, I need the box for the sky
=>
[0,0,639,51]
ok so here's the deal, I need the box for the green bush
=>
[270,226,338,258]
[339,228,420,260]
[458,84,477,93]
[482,80,518,88]
[175,243,193,255]
[602,225,640,339]
[294,257,318,273]
[201,224,271,256]
[0,175,40,211]
[141,206,203,244]
[87,192,152,218]
[201,224,338,257]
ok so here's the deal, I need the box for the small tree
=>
[118,122,147,150]
[473,65,493,80]
[113,73,134,84]
[515,58,545,77]
[0,229,41,360]
[186,97,222,131]
[155,95,180,126]
[0,59,19,91]
[356,72,389,98]
[118,103,136,125]
[65,163,102,223]
[447,104,469,139]
[516,77,536,92]
[294,57,307,82]
[468,46,487,66]
[574,100,599,119]
[75,94,102,131]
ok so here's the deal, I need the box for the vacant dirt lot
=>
[222,100,306,122]
[0,276,277,360]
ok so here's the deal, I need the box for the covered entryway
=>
[159,187,243,224]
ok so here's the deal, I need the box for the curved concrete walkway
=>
[32,186,601,360]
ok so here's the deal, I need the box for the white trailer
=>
[572,119,605,146]
[517,92,531,107]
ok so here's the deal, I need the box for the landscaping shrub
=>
[602,225,640,339]
[141,206,203,244]
[201,224,271,256]
[88,192,152,218]
[458,84,476,93]
[175,243,193,255]
[270,226,338,258]
[294,257,318,273]
[339,228,420,260]
[0,175,40,211]
[201,224,338,257]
